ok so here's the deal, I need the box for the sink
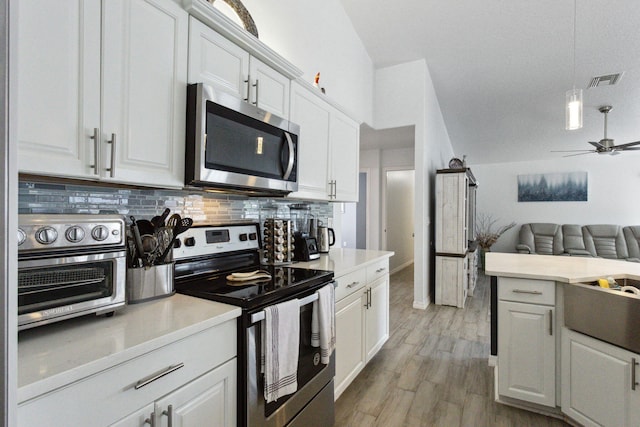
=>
[564,281,640,354]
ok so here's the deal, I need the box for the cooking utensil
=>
[158,217,193,263]
[130,216,146,267]
[167,213,182,228]
[136,219,155,236]
[151,208,171,230]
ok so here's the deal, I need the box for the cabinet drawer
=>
[18,320,236,427]
[366,258,389,283]
[498,277,555,305]
[335,268,366,302]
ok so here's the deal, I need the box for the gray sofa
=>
[516,223,640,262]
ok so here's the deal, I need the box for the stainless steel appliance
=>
[18,214,126,330]
[185,83,299,195]
[317,226,335,253]
[173,223,335,427]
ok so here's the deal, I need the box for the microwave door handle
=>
[282,132,295,180]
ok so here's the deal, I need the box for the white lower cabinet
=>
[334,258,390,399]
[561,328,640,427]
[18,320,237,427]
[497,278,556,407]
[435,255,468,308]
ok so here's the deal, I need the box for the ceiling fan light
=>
[566,88,583,130]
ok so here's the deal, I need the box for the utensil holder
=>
[127,263,175,304]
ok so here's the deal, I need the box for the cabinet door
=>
[109,404,154,427]
[249,57,290,118]
[562,329,640,427]
[335,290,366,399]
[498,301,555,407]
[15,0,101,178]
[102,0,187,188]
[288,83,330,200]
[187,16,249,99]
[329,110,359,202]
[156,359,237,427]
[435,172,468,254]
[435,255,466,308]
[365,276,389,362]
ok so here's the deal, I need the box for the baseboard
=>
[390,260,413,275]
[487,355,497,367]
[412,300,429,310]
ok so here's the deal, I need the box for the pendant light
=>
[566,0,583,130]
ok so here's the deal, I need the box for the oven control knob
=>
[17,228,26,246]
[184,237,196,247]
[91,225,109,241]
[65,226,85,243]
[35,226,58,244]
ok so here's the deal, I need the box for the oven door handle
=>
[250,281,336,324]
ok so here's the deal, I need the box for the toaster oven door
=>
[17,251,126,330]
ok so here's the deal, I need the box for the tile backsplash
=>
[18,180,333,225]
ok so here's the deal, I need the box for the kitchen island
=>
[485,252,640,427]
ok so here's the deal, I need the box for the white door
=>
[384,169,415,272]
[365,276,389,361]
[187,16,249,99]
[334,291,366,399]
[498,301,555,407]
[155,359,237,427]
[249,57,290,118]
[16,0,101,178]
[102,0,187,188]
[288,83,330,200]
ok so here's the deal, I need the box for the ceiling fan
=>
[554,105,640,157]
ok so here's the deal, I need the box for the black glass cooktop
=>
[175,265,334,310]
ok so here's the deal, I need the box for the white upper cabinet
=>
[16,0,102,179]
[16,0,187,188]
[188,17,290,118]
[288,81,360,202]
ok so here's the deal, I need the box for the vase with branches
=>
[475,213,516,269]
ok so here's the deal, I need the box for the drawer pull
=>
[633,358,639,391]
[162,405,174,427]
[375,268,386,273]
[135,363,184,390]
[144,412,155,426]
[512,289,542,295]
[347,281,360,288]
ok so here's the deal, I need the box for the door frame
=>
[358,168,372,250]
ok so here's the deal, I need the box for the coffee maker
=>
[289,204,319,261]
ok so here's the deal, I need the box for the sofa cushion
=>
[516,223,563,255]
[582,224,628,259]
[623,226,640,262]
[561,224,592,256]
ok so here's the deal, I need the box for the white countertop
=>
[293,248,394,277]
[18,294,240,403]
[485,252,640,283]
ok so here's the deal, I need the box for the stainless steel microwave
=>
[185,83,299,195]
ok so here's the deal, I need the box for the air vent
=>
[587,72,624,88]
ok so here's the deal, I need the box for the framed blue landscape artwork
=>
[517,172,588,202]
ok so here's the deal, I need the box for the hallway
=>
[334,265,569,426]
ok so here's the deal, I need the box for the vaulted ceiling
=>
[341,0,640,164]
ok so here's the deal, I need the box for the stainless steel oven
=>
[185,83,299,195]
[18,214,126,330]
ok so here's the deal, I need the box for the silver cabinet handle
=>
[106,133,116,177]
[135,363,184,390]
[328,180,337,199]
[333,180,338,198]
[252,79,259,105]
[512,289,542,295]
[346,281,359,288]
[376,268,386,273]
[162,405,173,427]
[282,132,295,180]
[549,309,553,335]
[89,127,99,172]
[243,75,250,102]
[633,358,639,391]
[144,412,155,426]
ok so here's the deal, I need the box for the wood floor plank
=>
[334,265,570,427]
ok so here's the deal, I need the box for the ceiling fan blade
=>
[551,149,594,152]
[612,140,640,149]
[562,151,596,157]
[588,141,605,149]
[617,146,640,151]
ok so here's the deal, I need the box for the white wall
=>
[240,0,373,124]
[472,154,640,253]
[374,59,455,308]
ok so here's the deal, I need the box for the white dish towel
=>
[311,284,336,364]
[263,298,300,403]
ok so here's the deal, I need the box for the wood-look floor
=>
[334,266,570,427]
